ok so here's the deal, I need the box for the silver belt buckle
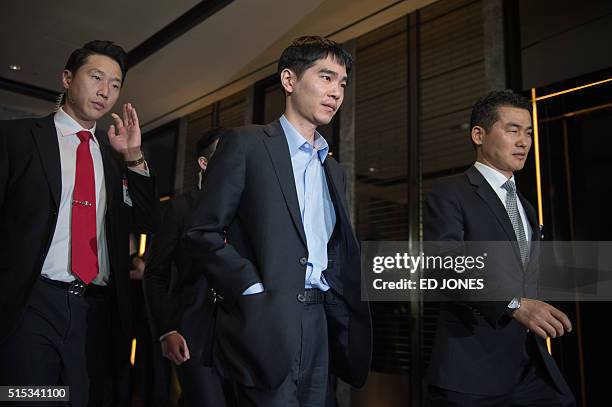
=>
[68,280,87,296]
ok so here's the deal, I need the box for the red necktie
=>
[71,131,98,284]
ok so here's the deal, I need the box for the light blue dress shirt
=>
[243,116,336,295]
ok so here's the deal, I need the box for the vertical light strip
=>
[530,88,551,354]
[130,338,137,366]
[138,234,147,257]
[530,77,611,394]
[530,88,544,226]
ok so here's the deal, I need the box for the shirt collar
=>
[474,161,515,190]
[54,107,98,144]
[279,115,329,163]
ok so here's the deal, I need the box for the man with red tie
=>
[0,40,160,405]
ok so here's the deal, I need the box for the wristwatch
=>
[507,297,521,314]
[126,155,145,167]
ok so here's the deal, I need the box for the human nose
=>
[97,82,109,99]
[329,82,343,100]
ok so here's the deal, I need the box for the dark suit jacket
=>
[424,165,572,396]
[0,115,160,342]
[185,120,372,390]
[143,189,215,342]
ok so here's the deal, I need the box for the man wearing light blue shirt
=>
[243,114,336,296]
[187,36,372,406]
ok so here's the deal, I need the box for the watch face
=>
[509,297,520,309]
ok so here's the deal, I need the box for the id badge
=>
[122,178,133,207]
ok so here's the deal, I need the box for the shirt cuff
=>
[159,330,178,342]
[128,165,150,177]
[242,283,264,295]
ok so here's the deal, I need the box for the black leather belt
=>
[297,288,327,305]
[39,276,107,297]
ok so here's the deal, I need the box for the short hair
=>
[196,127,225,159]
[59,40,128,106]
[469,90,531,149]
[470,90,531,132]
[277,36,353,78]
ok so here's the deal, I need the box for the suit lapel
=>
[467,166,523,263]
[324,158,358,248]
[262,120,307,247]
[518,191,539,242]
[467,166,517,240]
[31,115,62,208]
[517,192,540,273]
[98,139,117,209]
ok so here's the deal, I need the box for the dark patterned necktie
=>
[502,180,529,264]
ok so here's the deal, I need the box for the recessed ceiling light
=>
[9,64,21,71]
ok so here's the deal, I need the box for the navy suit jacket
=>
[186,120,372,390]
[424,165,572,397]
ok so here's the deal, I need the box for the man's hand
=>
[129,256,145,280]
[512,298,572,339]
[108,103,142,161]
[161,332,190,365]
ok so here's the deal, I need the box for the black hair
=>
[59,40,128,106]
[470,90,531,148]
[196,127,225,159]
[470,90,531,132]
[277,36,352,78]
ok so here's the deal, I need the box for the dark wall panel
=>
[421,0,484,177]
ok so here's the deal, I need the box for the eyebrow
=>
[506,122,533,130]
[90,68,122,84]
[319,68,348,83]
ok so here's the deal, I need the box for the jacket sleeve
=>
[124,166,161,234]
[185,129,261,311]
[143,198,183,340]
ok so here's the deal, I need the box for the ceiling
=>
[0,0,434,132]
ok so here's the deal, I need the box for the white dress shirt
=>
[41,108,110,285]
[474,161,531,241]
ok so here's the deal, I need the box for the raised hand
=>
[108,103,142,161]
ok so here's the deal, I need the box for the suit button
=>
[297,293,306,303]
[299,257,307,266]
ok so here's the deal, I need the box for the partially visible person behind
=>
[0,40,160,406]
[113,234,171,407]
[144,128,229,407]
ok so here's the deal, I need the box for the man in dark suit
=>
[186,36,372,406]
[0,40,160,406]
[144,128,228,406]
[424,90,575,406]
